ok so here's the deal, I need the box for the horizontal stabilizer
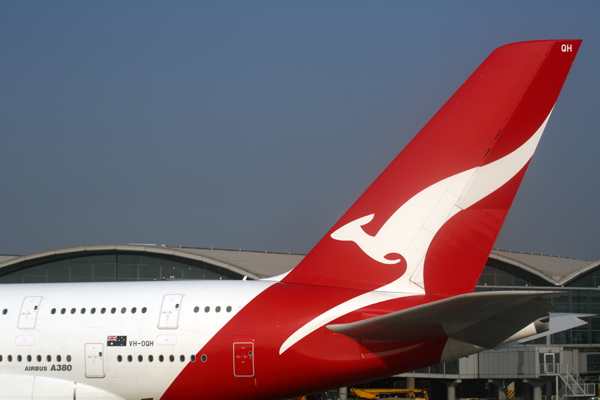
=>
[327,291,558,349]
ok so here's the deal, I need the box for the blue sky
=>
[1,2,599,261]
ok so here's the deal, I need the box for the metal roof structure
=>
[0,244,304,280]
[0,255,17,264]
[0,244,597,284]
[488,249,597,286]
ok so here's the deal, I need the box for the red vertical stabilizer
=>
[283,40,581,296]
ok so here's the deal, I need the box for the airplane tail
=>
[282,40,581,296]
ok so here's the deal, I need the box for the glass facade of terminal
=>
[0,253,243,284]
[412,258,600,386]
[476,262,600,346]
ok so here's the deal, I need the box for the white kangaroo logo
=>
[331,170,473,265]
[331,111,551,279]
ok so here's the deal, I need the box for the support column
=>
[507,381,515,399]
[444,379,461,400]
[406,377,415,389]
[490,379,513,400]
[339,387,347,400]
[525,379,547,400]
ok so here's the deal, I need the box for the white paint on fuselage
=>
[0,280,274,400]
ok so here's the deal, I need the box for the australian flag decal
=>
[107,335,127,346]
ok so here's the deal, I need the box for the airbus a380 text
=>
[0,40,583,400]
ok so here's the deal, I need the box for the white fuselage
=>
[0,280,273,399]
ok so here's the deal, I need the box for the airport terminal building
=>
[1,244,600,400]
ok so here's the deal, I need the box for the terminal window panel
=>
[587,354,600,372]
[0,253,243,284]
